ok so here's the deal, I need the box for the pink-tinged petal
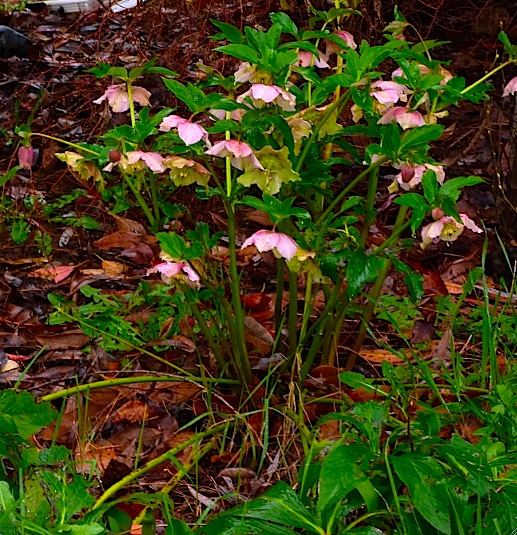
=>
[140,152,165,172]
[205,140,228,158]
[234,62,257,83]
[335,30,357,50]
[177,121,208,146]
[460,214,483,233]
[131,86,151,106]
[372,88,401,105]
[159,115,183,132]
[378,107,424,129]
[425,164,445,184]
[503,77,517,97]
[251,84,280,103]
[242,230,298,260]
[226,140,252,158]
[125,151,144,165]
[147,262,183,277]
[297,50,329,69]
[181,265,200,282]
[93,84,130,113]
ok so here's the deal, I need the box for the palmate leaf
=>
[214,44,259,64]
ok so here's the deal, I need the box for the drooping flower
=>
[147,261,199,283]
[93,84,151,113]
[159,115,209,146]
[420,213,482,249]
[325,30,357,55]
[163,156,210,187]
[296,50,330,69]
[234,62,272,84]
[370,80,411,106]
[18,146,36,170]
[56,151,103,185]
[241,230,298,261]
[390,162,445,191]
[503,77,517,97]
[205,140,263,170]
[377,106,425,129]
[118,151,165,173]
[238,84,296,112]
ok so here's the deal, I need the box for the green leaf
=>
[62,523,105,534]
[24,477,51,527]
[399,124,444,153]
[394,192,429,211]
[162,79,207,113]
[391,453,451,534]
[221,482,323,533]
[0,482,15,512]
[196,516,297,534]
[346,251,384,299]
[421,168,439,204]
[438,176,485,201]
[0,391,57,438]
[215,44,259,64]
[269,12,298,36]
[210,19,244,44]
[317,443,372,513]
[11,218,30,244]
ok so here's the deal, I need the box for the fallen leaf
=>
[35,330,90,349]
[28,265,76,283]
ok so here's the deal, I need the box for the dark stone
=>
[0,25,32,58]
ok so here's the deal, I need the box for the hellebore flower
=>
[241,229,298,261]
[391,162,445,191]
[234,62,272,84]
[239,84,296,112]
[296,49,330,69]
[325,30,357,55]
[205,140,263,170]
[420,213,482,249]
[93,84,151,113]
[370,80,410,106]
[163,156,210,187]
[18,146,36,170]
[378,106,425,129]
[159,115,209,146]
[115,151,165,173]
[503,77,517,97]
[147,261,199,283]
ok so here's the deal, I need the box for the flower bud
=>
[109,149,121,163]
[18,146,35,170]
[431,207,445,220]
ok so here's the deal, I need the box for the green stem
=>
[121,170,156,227]
[29,133,100,156]
[148,171,161,231]
[226,200,252,385]
[40,374,239,403]
[461,60,514,96]
[347,205,409,370]
[287,269,299,360]
[126,82,137,128]
[92,421,234,509]
[274,259,285,333]
[315,156,389,227]
[360,165,379,248]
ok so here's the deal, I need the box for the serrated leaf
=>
[346,251,384,299]
[0,391,57,438]
[210,19,244,44]
[269,12,298,36]
[215,44,259,64]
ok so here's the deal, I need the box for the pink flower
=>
[18,146,36,170]
[420,213,482,249]
[503,77,517,97]
[93,84,151,113]
[234,62,272,84]
[159,115,209,146]
[377,106,425,129]
[205,140,263,170]
[296,50,330,69]
[147,261,199,283]
[325,30,357,55]
[119,151,165,173]
[370,81,410,106]
[241,230,298,260]
[393,162,445,191]
[239,84,296,112]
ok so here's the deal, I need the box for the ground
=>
[1,0,517,530]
